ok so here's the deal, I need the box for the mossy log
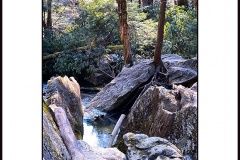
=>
[43,45,123,62]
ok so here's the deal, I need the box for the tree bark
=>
[47,0,52,29]
[153,0,167,73]
[116,0,133,66]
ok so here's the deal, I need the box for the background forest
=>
[43,0,197,84]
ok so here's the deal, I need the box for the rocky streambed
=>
[43,54,197,160]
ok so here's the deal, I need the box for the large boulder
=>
[162,54,197,86]
[118,83,197,159]
[86,59,155,112]
[86,55,197,114]
[123,133,184,160]
[45,76,84,139]
[168,83,197,160]
[78,140,126,160]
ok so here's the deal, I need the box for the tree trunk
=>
[153,0,167,73]
[117,0,133,66]
[47,0,52,29]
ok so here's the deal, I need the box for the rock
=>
[190,82,197,92]
[162,54,197,86]
[45,76,84,139]
[123,133,184,160]
[78,140,127,160]
[117,84,197,159]
[43,104,71,160]
[88,54,116,86]
[168,85,197,160]
[86,59,155,112]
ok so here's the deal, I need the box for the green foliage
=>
[43,0,197,80]
[163,6,197,58]
[43,0,121,78]
[53,46,106,79]
[128,2,158,59]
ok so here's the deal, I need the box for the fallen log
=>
[43,45,123,62]
[50,104,85,160]
[43,46,86,62]
[107,114,126,147]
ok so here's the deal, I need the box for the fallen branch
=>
[50,105,85,159]
[107,114,126,147]
[43,45,123,62]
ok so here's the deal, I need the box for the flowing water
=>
[81,92,117,147]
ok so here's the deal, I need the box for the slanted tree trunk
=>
[153,0,167,73]
[116,0,133,66]
[46,0,52,29]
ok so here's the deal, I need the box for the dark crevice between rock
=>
[105,74,154,120]
[174,76,197,88]
[175,90,182,111]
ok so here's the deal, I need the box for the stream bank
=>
[43,83,119,148]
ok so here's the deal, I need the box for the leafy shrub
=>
[43,1,197,80]
[53,46,106,78]
[163,6,197,58]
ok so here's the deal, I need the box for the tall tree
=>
[153,0,167,73]
[46,0,52,29]
[116,0,133,66]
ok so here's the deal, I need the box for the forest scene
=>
[42,0,198,159]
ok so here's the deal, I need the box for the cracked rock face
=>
[45,76,84,139]
[86,59,155,112]
[118,83,197,160]
[162,54,197,86]
[123,133,184,160]
[78,140,126,160]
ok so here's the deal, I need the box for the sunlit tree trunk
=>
[116,0,133,66]
[153,0,167,73]
[46,0,52,29]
